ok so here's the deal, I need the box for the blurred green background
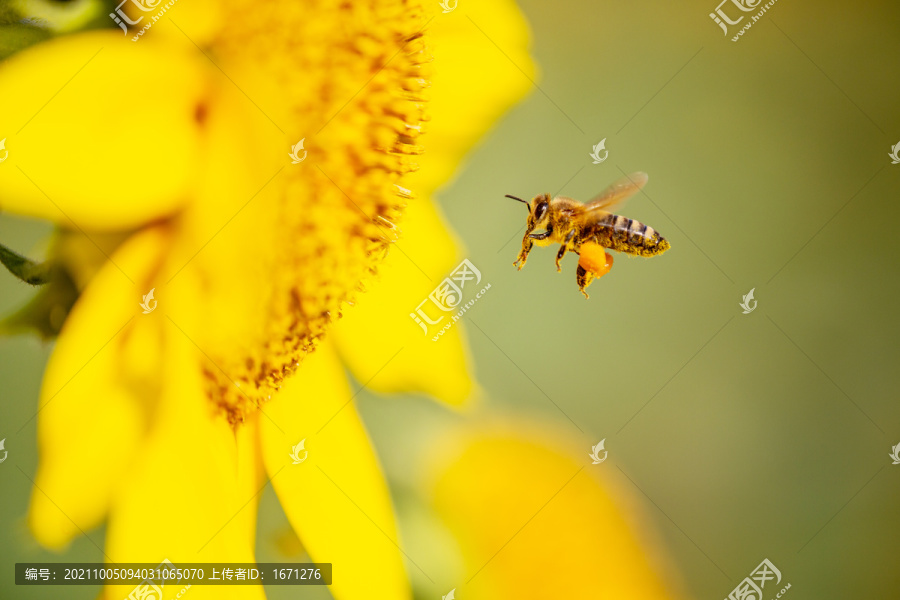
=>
[2,0,899,599]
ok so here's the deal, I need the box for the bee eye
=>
[534,202,548,221]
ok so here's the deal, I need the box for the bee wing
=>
[576,205,615,230]
[584,172,648,212]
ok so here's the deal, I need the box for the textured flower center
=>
[190,0,430,423]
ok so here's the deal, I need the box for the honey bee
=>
[507,172,670,298]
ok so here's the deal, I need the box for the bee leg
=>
[556,230,575,272]
[576,264,594,299]
[555,245,567,272]
[514,236,533,270]
[576,246,614,299]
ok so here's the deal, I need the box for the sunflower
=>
[0,0,533,598]
[425,420,685,599]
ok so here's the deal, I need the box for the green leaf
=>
[0,243,52,285]
[0,265,78,339]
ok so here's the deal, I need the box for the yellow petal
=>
[28,226,166,549]
[413,0,534,194]
[427,422,684,600]
[259,341,412,600]
[102,307,264,600]
[331,195,474,406]
[164,72,284,364]
[332,0,535,406]
[0,31,208,230]
[134,0,224,47]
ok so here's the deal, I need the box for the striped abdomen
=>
[591,214,670,257]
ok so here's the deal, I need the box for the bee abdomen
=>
[604,215,669,257]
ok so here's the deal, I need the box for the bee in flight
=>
[507,172,669,298]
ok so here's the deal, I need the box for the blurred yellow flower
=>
[426,421,685,600]
[0,0,533,599]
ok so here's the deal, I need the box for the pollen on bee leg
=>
[578,243,613,278]
[575,244,613,298]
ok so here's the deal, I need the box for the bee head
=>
[506,193,552,233]
[527,194,552,234]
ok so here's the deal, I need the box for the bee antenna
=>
[505,194,529,207]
